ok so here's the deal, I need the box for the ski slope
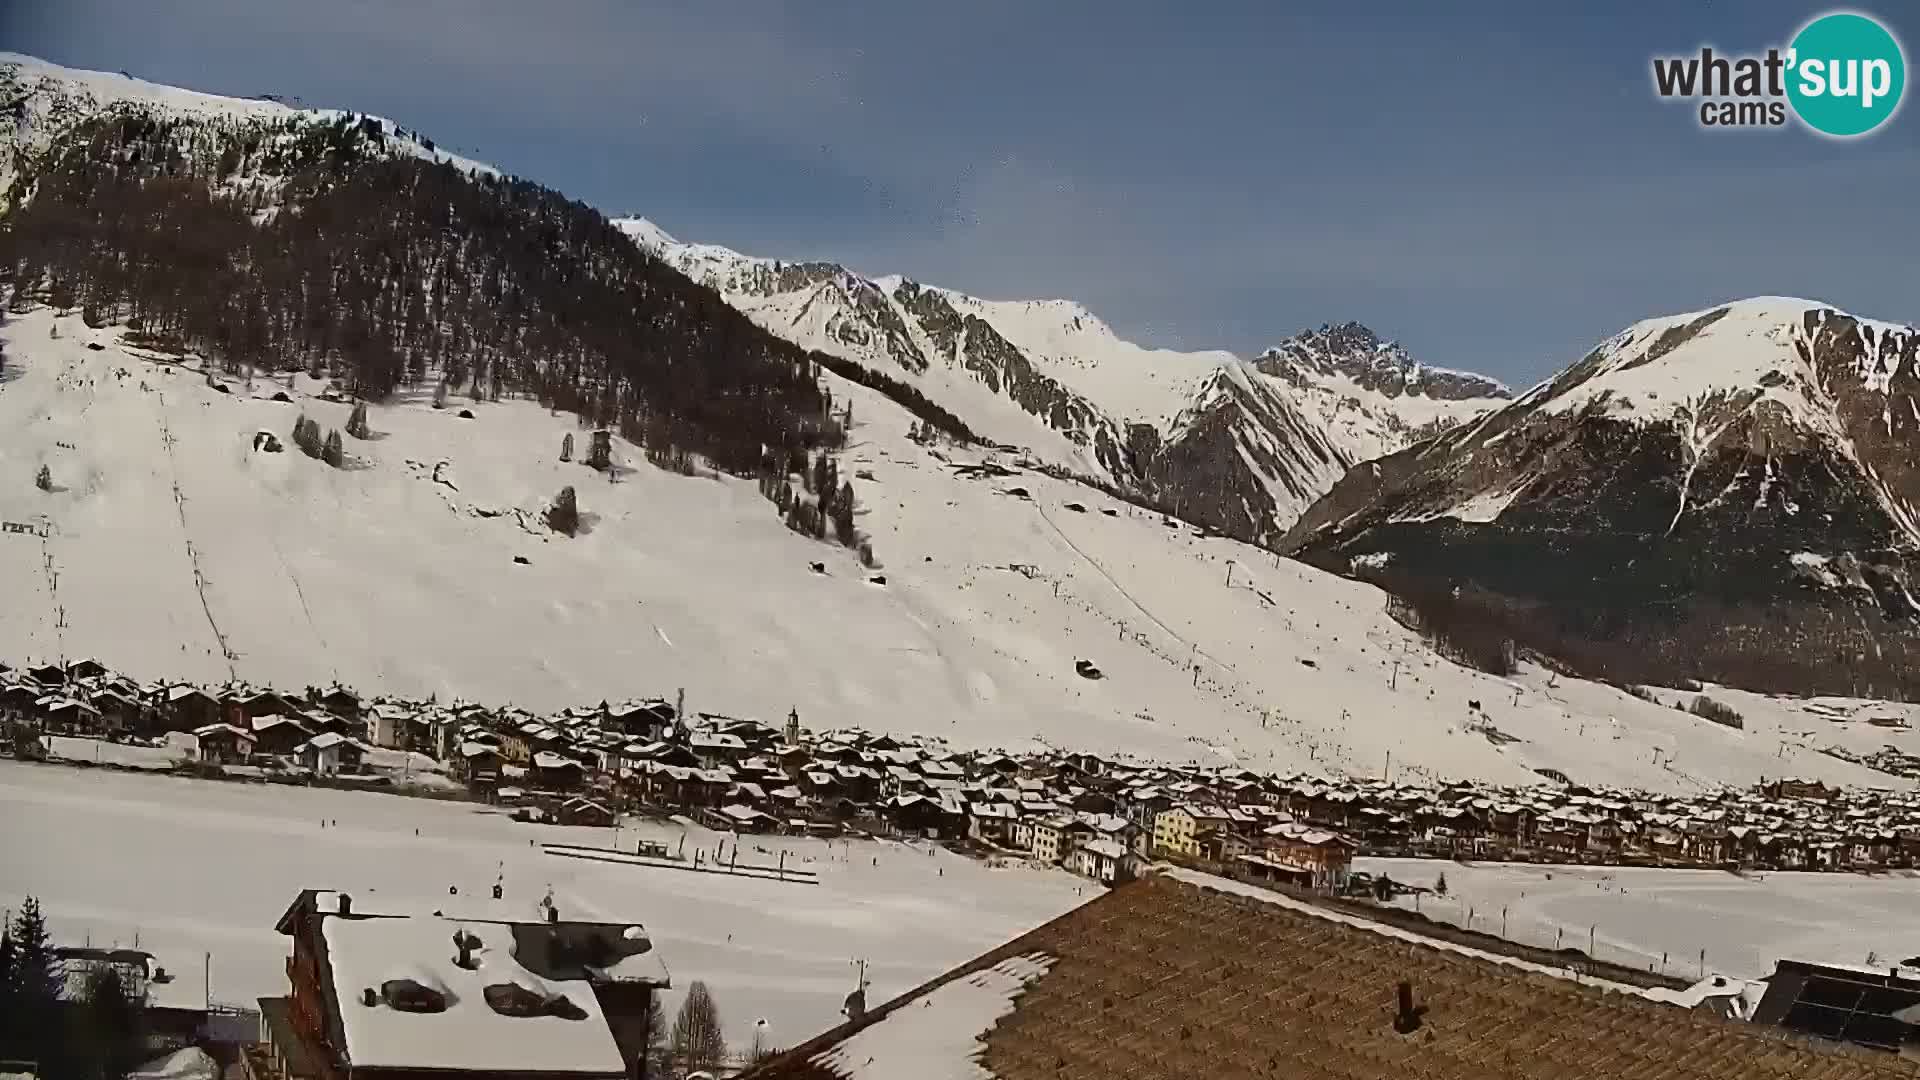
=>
[3,307,1919,792]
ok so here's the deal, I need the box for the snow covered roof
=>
[305,731,362,751]
[321,916,626,1075]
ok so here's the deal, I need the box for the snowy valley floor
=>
[7,764,1920,1055]
[0,761,1087,1051]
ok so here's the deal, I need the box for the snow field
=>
[0,762,1087,1051]
[1356,855,1920,981]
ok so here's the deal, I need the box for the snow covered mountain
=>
[0,51,495,211]
[1287,298,1920,699]
[5,306,1919,795]
[2,52,1510,543]
[616,218,1507,541]
[7,53,1917,785]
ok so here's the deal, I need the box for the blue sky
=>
[5,1,1916,383]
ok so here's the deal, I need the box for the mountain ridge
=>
[1285,296,1920,699]
[616,215,1509,541]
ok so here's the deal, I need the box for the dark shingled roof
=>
[745,872,1920,1080]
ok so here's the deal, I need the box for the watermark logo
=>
[1652,10,1906,137]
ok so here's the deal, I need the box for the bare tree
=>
[669,981,727,1076]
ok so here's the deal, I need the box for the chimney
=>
[362,987,377,1007]
[547,905,558,924]
[337,893,352,916]
[1393,981,1422,1034]
[454,930,477,970]
[491,883,504,901]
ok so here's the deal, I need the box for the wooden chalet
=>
[253,714,316,757]
[64,657,110,681]
[296,732,368,776]
[160,685,223,731]
[192,723,255,764]
[312,687,362,723]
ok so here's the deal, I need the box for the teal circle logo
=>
[1787,12,1906,137]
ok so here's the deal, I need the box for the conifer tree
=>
[0,926,16,1058]
[35,465,52,492]
[346,400,371,439]
[560,432,574,463]
[833,482,857,546]
[77,963,146,1080]
[5,898,61,1066]
[547,485,579,536]
[323,429,345,468]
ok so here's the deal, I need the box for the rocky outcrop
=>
[1258,322,1510,402]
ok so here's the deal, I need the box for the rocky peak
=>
[1257,322,1509,402]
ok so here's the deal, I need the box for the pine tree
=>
[35,465,52,492]
[833,482,857,546]
[323,429,345,468]
[813,454,836,502]
[7,898,62,1067]
[670,981,727,1076]
[547,485,579,536]
[560,432,573,463]
[432,380,448,410]
[587,430,613,471]
[0,927,16,1060]
[292,415,324,459]
[76,962,146,1080]
[346,401,371,439]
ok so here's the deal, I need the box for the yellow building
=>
[1153,805,1233,859]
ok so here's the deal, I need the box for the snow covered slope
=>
[616,218,1504,542]
[1,51,1502,543]
[1288,298,1920,698]
[0,52,495,211]
[5,307,1919,793]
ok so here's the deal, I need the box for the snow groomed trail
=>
[154,390,237,680]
